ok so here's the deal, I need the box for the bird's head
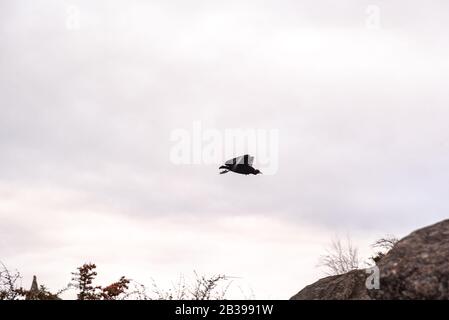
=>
[253,169,262,175]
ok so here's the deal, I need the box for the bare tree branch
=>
[370,234,399,263]
[318,237,360,275]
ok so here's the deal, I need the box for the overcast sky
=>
[1,0,449,298]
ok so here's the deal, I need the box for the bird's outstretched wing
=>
[225,154,254,166]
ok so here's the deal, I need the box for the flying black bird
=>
[219,154,262,175]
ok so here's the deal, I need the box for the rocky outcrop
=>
[369,219,449,299]
[290,219,449,300]
[290,270,371,300]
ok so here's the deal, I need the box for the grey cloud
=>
[1,2,449,293]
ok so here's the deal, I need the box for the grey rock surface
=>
[291,219,449,300]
